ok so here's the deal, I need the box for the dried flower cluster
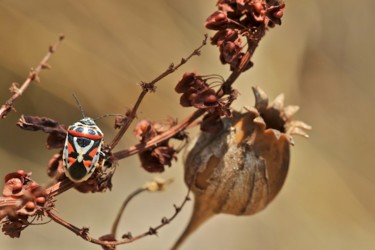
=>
[206,0,285,72]
[0,171,50,238]
[134,119,186,172]
[175,72,237,133]
[0,1,310,249]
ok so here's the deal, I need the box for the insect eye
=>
[76,127,84,133]
[88,129,96,135]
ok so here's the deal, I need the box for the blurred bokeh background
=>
[0,0,374,249]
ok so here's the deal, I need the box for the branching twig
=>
[48,212,108,247]
[111,29,266,161]
[47,183,191,249]
[111,178,174,238]
[113,188,191,246]
[0,34,65,119]
[112,109,204,161]
[109,35,207,150]
[111,44,257,161]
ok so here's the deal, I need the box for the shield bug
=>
[62,95,104,183]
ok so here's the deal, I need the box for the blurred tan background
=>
[0,0,374,249]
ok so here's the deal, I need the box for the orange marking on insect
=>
[67,142,74,153]
[68,157,76,165]
[89,148,98,159]
[68,130,103,140]
[83,160,92,169]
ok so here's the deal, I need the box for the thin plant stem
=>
[0,34,65,119]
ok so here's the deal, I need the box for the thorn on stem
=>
[148,227,157,236]
[9,83,20,95]
[41,63,51,70]
[140,82,156,92]
[161,217,169,224]
[79,227,90,238]
[173,204,181,213]
[122,232,133,239]
[29,70,36,81]
[203,34,208,44]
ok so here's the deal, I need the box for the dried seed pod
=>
[172,86,311,249]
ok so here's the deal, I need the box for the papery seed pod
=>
[172,86,311,249]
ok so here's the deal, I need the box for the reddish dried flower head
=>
[176,72,235,109]
[175,72,199,93]
[24,201,36,212]
[205,11,229,30]
[206,0,285,72]
[219,41,242,64]
[211,29,239,46]
[176,72,238,133]
[4,170,29,183]
[35,196,46,206]
[3,171,31,197]
[180,89,197,108]
[229,53,253,71]
[134,119,184,173]
[176,73,209,108]
[252,1,266,15]
[1,216,28,238]
[134,120,157,143]
[139,145,176,173]
[191,88,218,109]
[1,170,52,238]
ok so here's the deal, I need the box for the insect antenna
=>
[72,93,86,118]
[93,114,126,121]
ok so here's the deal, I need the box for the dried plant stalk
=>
[0,35,64,119]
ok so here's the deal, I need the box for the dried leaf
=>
[17,115,67,149]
